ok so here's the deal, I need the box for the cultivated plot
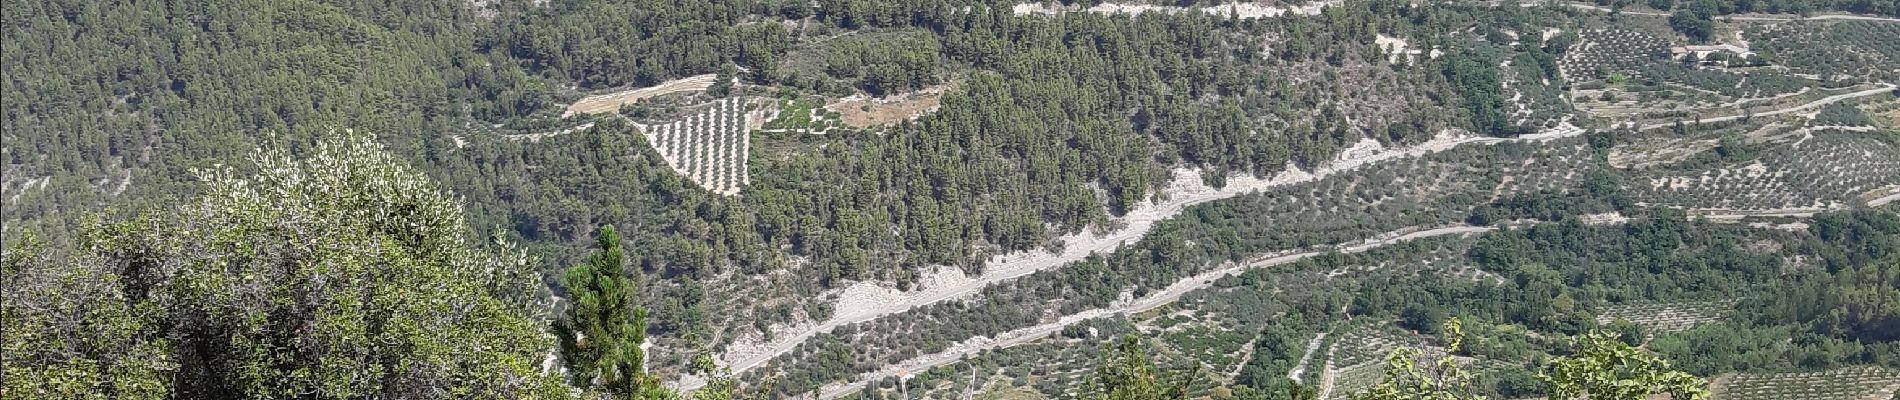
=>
[1712,366,1900,400]
[1594,300,1733,332]
[640,97,753,195]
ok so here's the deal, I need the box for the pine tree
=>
[556,226,662,397]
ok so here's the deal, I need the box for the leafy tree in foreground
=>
[556,225,666,397]
[1,132,566,398]
[1349,318,1487,400]
[1093,335,1199,400]
[1542,332,1709,400]
[2,131,785,400]
[1346,318,1708,400]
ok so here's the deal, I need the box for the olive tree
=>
[2,132,567,399]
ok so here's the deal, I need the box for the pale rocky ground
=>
[818,224,1496,399]
[825,83,956,128]
[1375,34,1441,64]
[705,124,1593,387]
[564,74,719,117]
[1595,300,1734,332]
[4,175,51,204]
[754,120,1599,396]
[1577,212,1630,225]
[1861,185,1900,208]
[786,115,1891,398]
[1287,332,1328,382]
[1012,0,1341,19]
[500,121,597,142]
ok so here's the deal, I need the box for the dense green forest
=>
[6,0,1900,398]
[1,0,1572,280]
[4,0,1561,349]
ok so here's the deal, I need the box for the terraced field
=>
[811,226,1494,399]
[729,127,1607,394]
[1637,132,1900,214]
[14,1,1900,399]
[1637,63,1812,99]
[1559,29,1669,81]
[1595,300,1733,332]
[1712,366,1900,400]
[858,319,1129,400]
[804,196,1875,400]
[1749,21,1900,80]
[1320,354,1526,400]
[1610,120,1789,169]
[824,237,1488,400]
[1325,322,1432,371]
[639,97,753,195]
[789,133,1900,399]
[1858,95,1900,128]
[702,127,1593,390]
[760,97,843,135]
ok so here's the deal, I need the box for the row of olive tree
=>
[1093,319,1708,400]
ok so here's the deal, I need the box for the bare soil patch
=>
[564,74,719,117]
[825,83,956,128]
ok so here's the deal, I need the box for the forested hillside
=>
[7,0,1548,350]
[5,0,1900,399]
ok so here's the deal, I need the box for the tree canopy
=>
[556,225,667,397]
[3,132,566,398]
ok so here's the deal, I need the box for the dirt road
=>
[1637,85,1897,131]
[1543,1,1900,22]
[809,196,1880,398]
[563,74,718,117]
[1870,192,1900,208]
[814,225,1496,399]
[1287,332,1328,382]
[680,126,1589,392]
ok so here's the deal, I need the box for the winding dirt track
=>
[1637,85,1897,131]
[740,4,1896,395]
[814,225,1497,399]
[563,74,718,117]
[671,126,1591,393]
[1542,1,1900,22]
[674,22,1892,393]
[679,127,1589,392]
[1870,192,1900,208]
[817,198,1881,398]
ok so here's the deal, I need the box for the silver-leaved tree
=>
[3,132,565,399]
